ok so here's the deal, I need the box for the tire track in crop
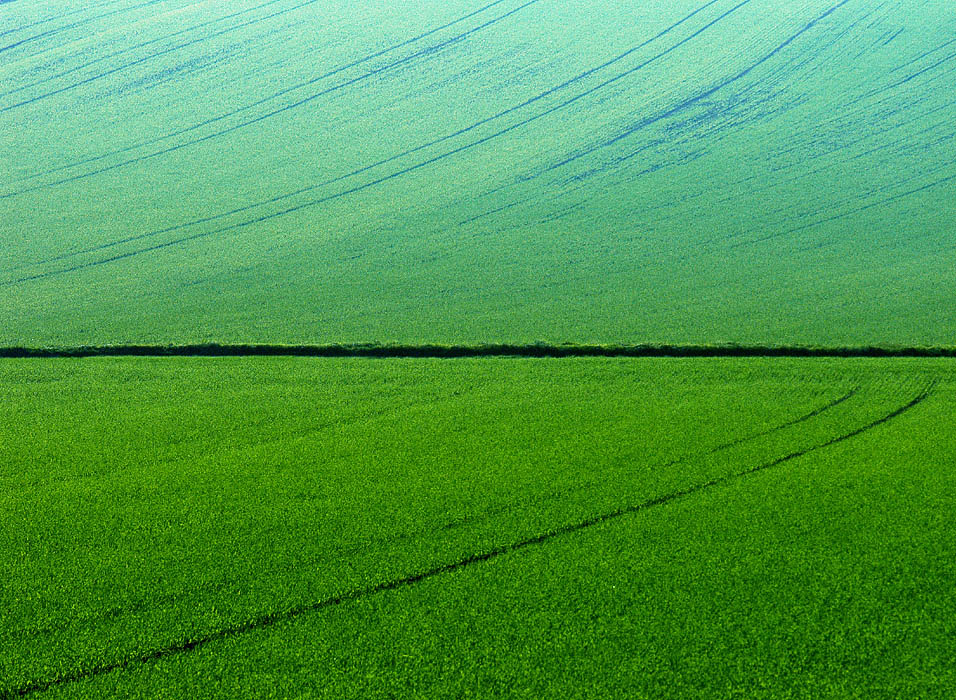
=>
[719,39,956,248]
[536,0,852,179]
[129,0,835,249]
[2,380,500,641]
[846,45,956,108]
[9,383,912,698]
[759,35,956,165]
[0,0,167,56]
[668,107,956,253]
[553,0,864,195]
[8,385,858,644]
[674,386,858,457]
[2,0,749,283]
[880,27,903,47]
[1,0,539,190]
[5,383,935,698]
[5,0,727,272]
[533,3,950,252]
[888,36,956,76]
[0,1,123,41]
[0,0,303,102]
[0,0,330,115]
[3,0,941,283]
[738,169,956,247]
[715,92,956,219]
[430,386,862,537]
[4,0,526,190]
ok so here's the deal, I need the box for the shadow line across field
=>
[1,382,935,699]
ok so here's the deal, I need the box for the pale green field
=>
[1,357,954,698]
[2,1,954,346]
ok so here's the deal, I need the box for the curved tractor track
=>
[1,382,935,699]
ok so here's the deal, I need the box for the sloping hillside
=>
[2,0,953,344]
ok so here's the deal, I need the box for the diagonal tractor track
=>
[0,382,935,699]
[8,386,857,643]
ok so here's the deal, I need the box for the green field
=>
[3,1,955,697]
[2,0,954,346]
[2,357,954,698]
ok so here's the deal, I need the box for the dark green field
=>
[2,357,954,698]
[3,1,955,697]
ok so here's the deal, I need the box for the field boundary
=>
[2,343,956,359]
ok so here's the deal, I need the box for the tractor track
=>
[5,386,857,643]
[1,382,934,698]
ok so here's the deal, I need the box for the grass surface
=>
[1,356,954,698]
[3,2,954,696]
[2,0,954,346]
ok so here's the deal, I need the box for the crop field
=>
[1,356,954,698]
[2,0,955,346]
[3,1,955,698]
